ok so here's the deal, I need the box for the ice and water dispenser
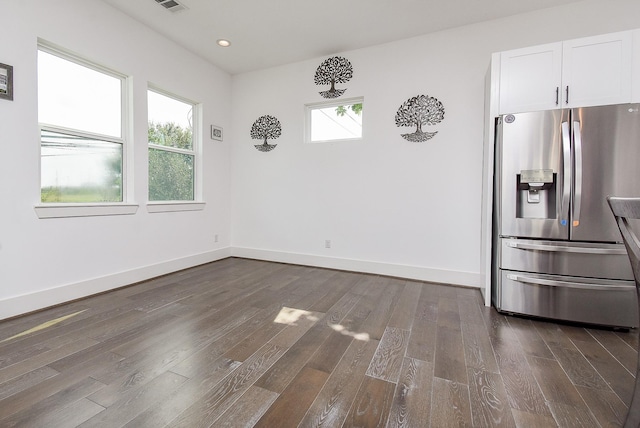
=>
[515,169,556,219]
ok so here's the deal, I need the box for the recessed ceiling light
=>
[217,39,231,47]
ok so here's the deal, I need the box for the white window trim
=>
[147,85,203,205]
[147,201,206,213]
[35,40,135,219]
[304,96,364,144]
[35,204,138,219]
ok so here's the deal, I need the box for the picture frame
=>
[0,63,13,101]
[211,125,223,141]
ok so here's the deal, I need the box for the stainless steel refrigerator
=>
[492,103,640,328]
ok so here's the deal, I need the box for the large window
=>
[147,88,197,202]
[38,45,126,203]
[305,97,363,143]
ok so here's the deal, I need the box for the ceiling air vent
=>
[154,0,187,13]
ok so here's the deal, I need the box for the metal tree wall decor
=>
[251,115,282,152]
[395,95,445,142]
[314,56,353,99]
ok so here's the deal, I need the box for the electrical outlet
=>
[325,239,331,248]
[214,234,219,243]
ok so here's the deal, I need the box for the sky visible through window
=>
[310,102,363,142]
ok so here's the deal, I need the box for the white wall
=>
[0,0,233,319]
[230,0,640,287]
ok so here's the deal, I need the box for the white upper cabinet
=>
[498,31,632,114]
[561,32,632,108]
[499,43,562,114]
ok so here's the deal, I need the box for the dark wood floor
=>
[0,258,636,427]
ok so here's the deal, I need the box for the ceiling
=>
[101,0,582,75]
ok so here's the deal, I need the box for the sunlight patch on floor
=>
[0,309,87,343]
[273,307,320,325]
[329,323,370,341]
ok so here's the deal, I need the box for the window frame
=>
[146,85,204,212]
[304,96,364,144]
[34,40,137,219]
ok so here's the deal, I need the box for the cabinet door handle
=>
[555,87,559,105]
[565,85,569,104]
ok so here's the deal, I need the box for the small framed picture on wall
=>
[0,63,13,101]
[211,125,223,141]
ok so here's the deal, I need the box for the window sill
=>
[34,203,139,219]
[147,201,206,213]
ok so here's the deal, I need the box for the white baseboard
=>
[0,248,232,320]
[232,247,482,289]
[1,246,483,321]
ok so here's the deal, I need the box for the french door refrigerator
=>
[492,103,640,328]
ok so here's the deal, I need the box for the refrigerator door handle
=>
[561,121,571,225]
[506,274,632,291]
[506,241,627,255]
[572,120,583,227]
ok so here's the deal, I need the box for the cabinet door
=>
[499,43,562,114]
[562,31,632,108]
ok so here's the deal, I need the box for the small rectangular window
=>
[147,88,197,202]
[38,44,126,203]
[305,97,363,143]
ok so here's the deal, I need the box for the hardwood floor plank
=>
[548,344,610,390]
[467,367,516,428]
[511,409,557,427]
[489,333,528,373]
[307,272,360,313]
[255,296,364,394]
[588,327,638,374]
[299,338,379,428]
[306,298,373,374]
[254,322,332,394]
[500,367,552,417]
[436,296,461,329]
[365,326,410,383]
[342,375,396,428]
[405,317,437,363]
[457,294,485,326]
[167,309,274,379]
[461,320,499,373]
[123,357,241,428]
[576,384,627,428]
[222,306,288,362]
[387,281,420,330]
[533,320,576,349]
[413,286,438,322]
[46,312,176,374]
[434,325,467,384]
[546,401,600,428]
[429,377,472,427]
[0,341,50,371]
[166,343,285,427]
[253,366,328,427]
[616,328,639,350]
[0,376,104,427]
[0,351,121,420]
[213,386,278,427]
[571,338,635,405]
[79,371,188,427]
[360,277,405,340]
[386,357,433,428]
[0,365,59,401]
[505,316,554,359]
[527,356,586,407]
[36,397,105,428]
